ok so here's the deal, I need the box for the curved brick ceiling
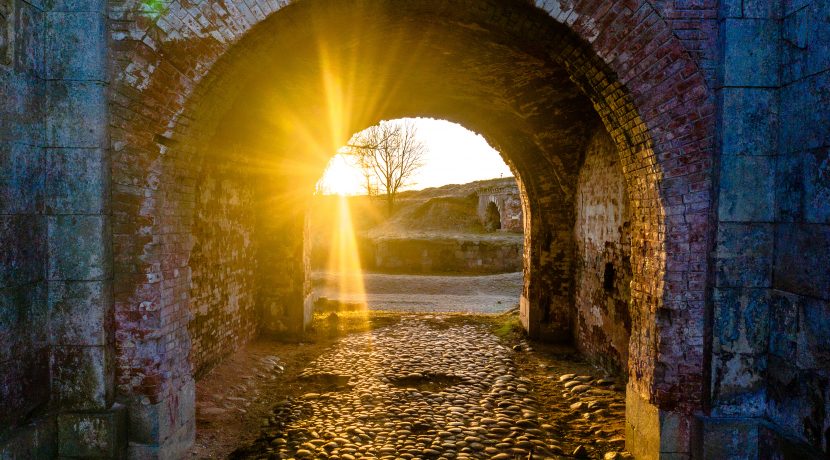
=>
[197,0,601,204]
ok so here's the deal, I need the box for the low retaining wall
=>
[365,237,522,274]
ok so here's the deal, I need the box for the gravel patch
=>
[312,272,522,313]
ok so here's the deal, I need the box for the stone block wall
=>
[43,0,119,444]
[255,176,312,336]
[709,0,830,455]
[476,182,523,232]
[188,144,259,377]
[1,0,120,453]
[0,0,49,437]
[368,237,523,275]
[712,0,781,421]
[769,0,830,453]
[574,129,632,378]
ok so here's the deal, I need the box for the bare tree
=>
[348,120,426,215]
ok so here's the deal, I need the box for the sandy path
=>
[311,271,522,313]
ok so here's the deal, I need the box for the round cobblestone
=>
[232,317,628,459]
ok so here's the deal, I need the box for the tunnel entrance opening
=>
[308,118,524,315]
[107,0,714,457]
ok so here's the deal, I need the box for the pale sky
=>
[318,118,513,195]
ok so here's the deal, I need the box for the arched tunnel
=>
[109,1,708,457]
[184,0,633,382]
[3,0,827,458]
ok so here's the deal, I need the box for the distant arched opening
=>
[484,201,502,232]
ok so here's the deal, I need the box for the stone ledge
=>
[57,403,126,459]
[0,416,58,458]
[694,416,825,459]
[127,379,195,447]
[127,419,194,460]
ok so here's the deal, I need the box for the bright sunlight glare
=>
[323,195,368,309]
[317,118,511,195]
[318,154,366,196]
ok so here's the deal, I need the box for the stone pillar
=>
[766,0,830,456]
[43,0,126,455]
[0,0,52,454]
[126,379,196,459]
[706,0,780,440]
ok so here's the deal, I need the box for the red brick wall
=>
[541,0,715,411]
[188,142,259,377]
[574,128,632,377]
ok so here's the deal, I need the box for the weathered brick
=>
[574,128,632,377]
[188,146,259,376]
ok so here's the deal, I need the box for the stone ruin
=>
[476,179,523,233]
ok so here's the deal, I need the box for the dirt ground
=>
[311,271,523,313]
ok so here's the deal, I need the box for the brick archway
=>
[110,0,715,457]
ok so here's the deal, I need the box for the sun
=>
[318,153,365,195]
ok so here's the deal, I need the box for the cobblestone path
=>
[230,317,627,459]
